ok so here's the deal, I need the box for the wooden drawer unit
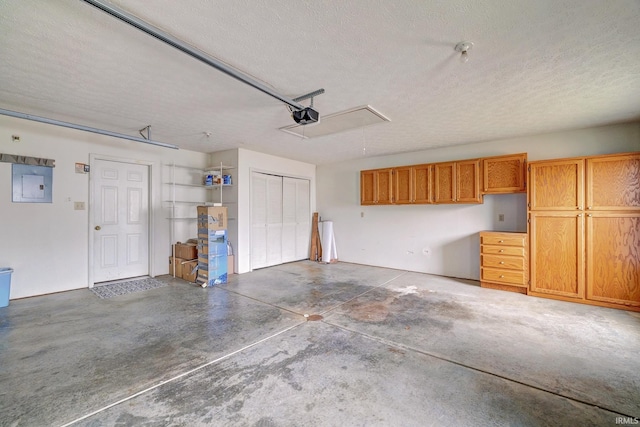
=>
[480,231,528,294]
[481,268,526,286]
[481,234,526,247]
[481,254,525,270]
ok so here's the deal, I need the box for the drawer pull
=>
[499,249,504,253]
[500,275,505,278]
[498,240,504,243]
[499,261,504,264]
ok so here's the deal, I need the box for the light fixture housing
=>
[455,41,474,63]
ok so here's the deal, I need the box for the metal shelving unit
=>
[163,162,236,253]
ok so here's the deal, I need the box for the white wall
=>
[317,122,640,280]
[236,148,316,274]
[0,115,208,299]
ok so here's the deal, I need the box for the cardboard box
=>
[174,242,197,260]
[197,229,227,256]
[197,253,228,286]
[197,206,227,231]
[169,256,185,277]
[182,260,198,282]
[227,254,234,275]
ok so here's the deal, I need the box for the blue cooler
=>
[0,268,12,307]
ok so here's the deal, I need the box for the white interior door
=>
[283,177,310,262]
[294,178,311,260]
[251,172,310,270]
[251,172,268,269]
[282,178,297,263]
[93,159,149,283]
[266,175,283,266]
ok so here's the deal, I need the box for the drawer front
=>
[481,254,524,270]
[481,246,525,257]
[481,234,526,247]
[482,268,525,285]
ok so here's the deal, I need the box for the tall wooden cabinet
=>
[528,152,640,310]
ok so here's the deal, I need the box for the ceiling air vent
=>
[280,105,390,139]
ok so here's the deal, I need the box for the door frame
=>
[249,168,312,272]
[88,154,155,288]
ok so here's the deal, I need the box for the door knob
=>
[95,226,101,230]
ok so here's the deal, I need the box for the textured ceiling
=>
[1,0,639,165]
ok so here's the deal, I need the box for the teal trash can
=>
[0,268,13,307]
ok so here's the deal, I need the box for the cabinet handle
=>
[577,206,582,210]
[587,206,592,210]
[499,261,504,264]
[500,275,505,278]
[499,249,504,253]
[587,214,593,217]
[498,240,504,243]
[577,214,582,217]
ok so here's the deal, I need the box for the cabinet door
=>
[457,159,482,203]
[413,164,432,204]
[376,169,394,204]
[529,212,584,298]
[586,212,640,307]
[394,167,413,204]
[586,153,640,211]
[529,159,584,210]
[483,153,526,194]
[434,162,455,203]
[360,170,376,205]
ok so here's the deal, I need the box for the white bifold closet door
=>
[251,172,310,270]
[282,176,311,263]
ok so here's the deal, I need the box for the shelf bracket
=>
[139,125,151,140]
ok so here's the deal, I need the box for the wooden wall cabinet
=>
[434,162,455,203]
[528,159,584,210]
[529,211,584,298]
[586,155,640,210]
[480,231,528,294]
[360,168,393,205]
[586,212,640,306]
[434,159,482,204]
[394,164,433,204]
[360,153,528,206]
[528,152,640,310]
[482,153,527,194]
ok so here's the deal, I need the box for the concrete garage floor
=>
[1,261,639,426]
